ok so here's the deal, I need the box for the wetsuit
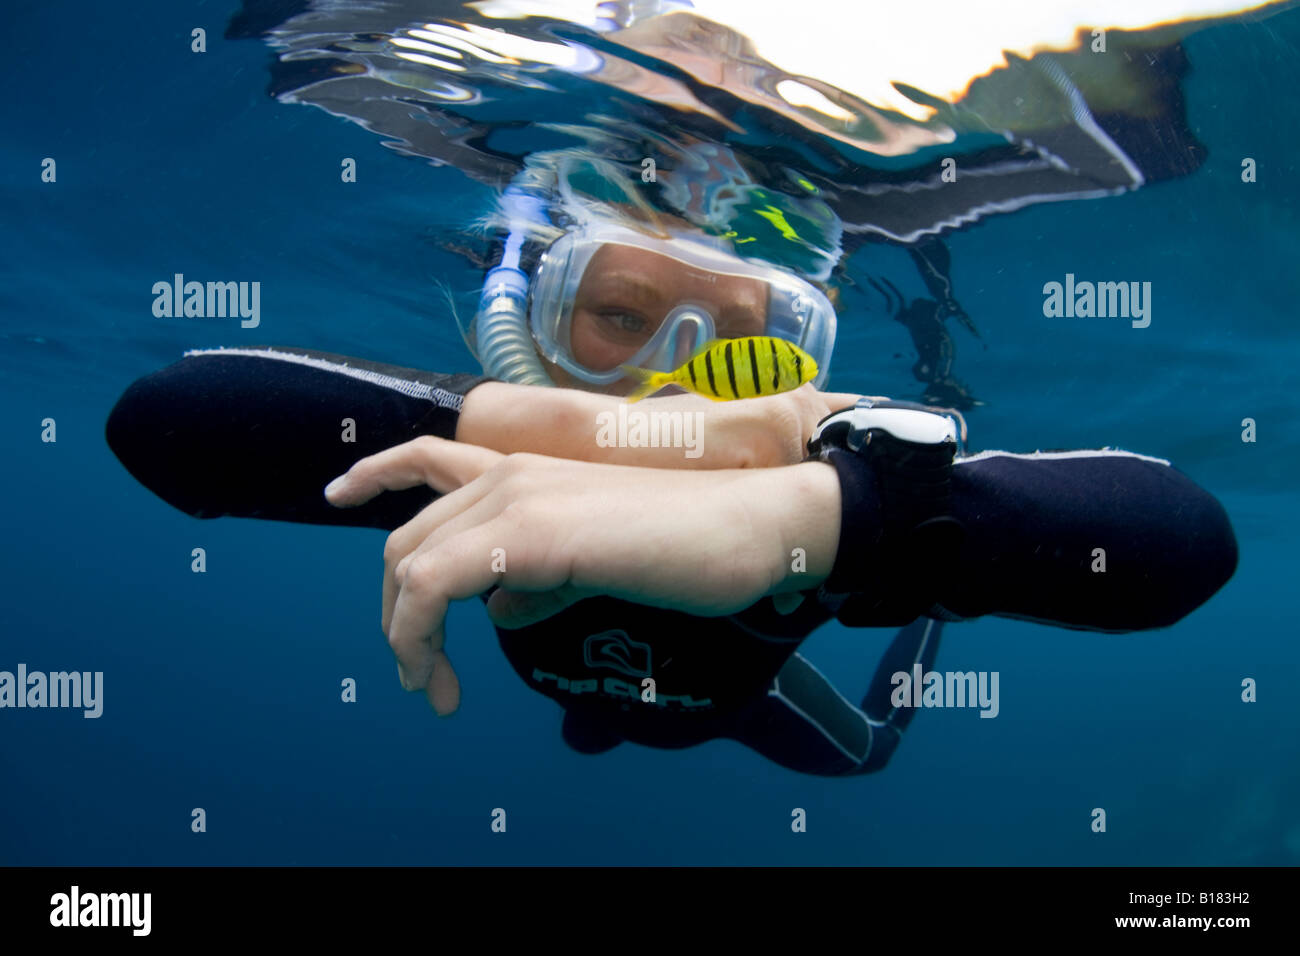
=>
[105,347,1238,775]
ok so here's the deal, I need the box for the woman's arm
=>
[825,447,1239,632]
[107,346,862,527]
[327,437,1238,714]
[105,346,488,530]
[457,380,862,470]
[323,439,840,714]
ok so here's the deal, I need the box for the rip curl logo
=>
[582,630,651,678]
[537,632,711,709]
[531,668,712,710]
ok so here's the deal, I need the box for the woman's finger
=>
[388,515,568,710]
[378,450,571,633]
[423,649,460,717]
[383,485,514,636]
[325,435,505,506]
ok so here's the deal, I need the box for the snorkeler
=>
[105,192,1239,775]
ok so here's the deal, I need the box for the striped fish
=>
[622,336,819,402]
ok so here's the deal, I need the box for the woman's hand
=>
[325,437,842,716]
[456,381,868,470]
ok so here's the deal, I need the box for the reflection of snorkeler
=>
[868,237,983,410]
[105,201,1238,776]
[907,236,978,338]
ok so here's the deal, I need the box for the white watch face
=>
[851,407,958,445]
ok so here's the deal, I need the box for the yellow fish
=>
[622,336,819,402]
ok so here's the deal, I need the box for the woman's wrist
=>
[743,461,841,595]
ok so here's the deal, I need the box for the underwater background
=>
[1,0,1297,865]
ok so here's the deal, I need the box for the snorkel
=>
[473,186,555,386]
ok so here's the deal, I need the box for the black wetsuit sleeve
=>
[105,346,492,530]
[825,448,1238,633]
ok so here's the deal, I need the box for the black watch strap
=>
[808,401,965,623]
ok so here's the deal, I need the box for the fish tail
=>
[621,366,669,403]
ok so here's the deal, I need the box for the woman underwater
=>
[105,150,1238,775]
[107,1,1249,773]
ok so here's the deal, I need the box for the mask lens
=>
[566,244,766,373]
[528,224,836,386]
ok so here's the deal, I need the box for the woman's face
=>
[551,242,768,394]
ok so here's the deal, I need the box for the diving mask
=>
[527,222,836,387]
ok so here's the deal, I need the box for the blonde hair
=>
[477,149,681,248]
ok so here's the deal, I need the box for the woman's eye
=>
[602,312,647,335]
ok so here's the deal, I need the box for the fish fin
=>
[621,365,667,403]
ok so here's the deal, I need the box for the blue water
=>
[2,2,1298,865]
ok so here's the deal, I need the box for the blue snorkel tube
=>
[473,187,555,386]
